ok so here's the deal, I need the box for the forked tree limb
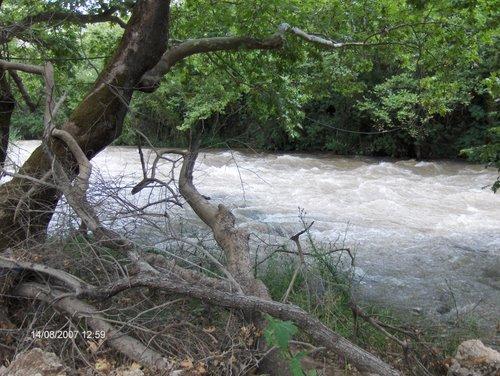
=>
[282,222,314,303]
[178,138,267,297]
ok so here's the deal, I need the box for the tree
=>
[0,0,496,373]
[0,0,170,245]
[0,0,425,249]
[0,1,416,374]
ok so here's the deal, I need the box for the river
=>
[6,141,500,331]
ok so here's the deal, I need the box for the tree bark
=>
[178,140,292,375]
[15,282,174,371]
[0,69,14,170]
[0,0,171,250]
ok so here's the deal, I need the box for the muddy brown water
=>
[6,141,500,332]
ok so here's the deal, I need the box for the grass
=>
[52,230,487,375]
[258,245,393,349]
[255,233,489,375]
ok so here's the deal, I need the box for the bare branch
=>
[78,273,401,376]
[0,60,44,75]
[3,252,399,375]
[14,282,175,371]
[0,7,127,43]
[51,129,91,195]
[43,63,56,137]
[282,221,314,303]
[9,71,37,112]
[284,24,365,48]
[0,256,86,292]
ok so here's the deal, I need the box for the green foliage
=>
[461,127,500,192]
[264,315,298,351]
[4,0,499,164]
[460,71,500,191]
[264,315,316,376]
[359,74,429,136]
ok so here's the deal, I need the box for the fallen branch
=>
[1,257,400,375]
[282,221,314,303]
[9,71,37,112]
[14,282,175,372]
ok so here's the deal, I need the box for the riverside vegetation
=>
[0,0,499,375]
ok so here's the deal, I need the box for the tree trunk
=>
[0,69,14,170]
[0,0,171,250]
[178,142,293,375]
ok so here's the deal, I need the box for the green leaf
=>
[264,315,298,351]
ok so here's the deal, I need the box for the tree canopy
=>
[2,0,497,177]
[0,2,498,375]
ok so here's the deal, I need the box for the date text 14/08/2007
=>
[31,330,106,340]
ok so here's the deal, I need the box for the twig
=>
[282,221,314,303]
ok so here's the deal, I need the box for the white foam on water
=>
[6,142,500,327]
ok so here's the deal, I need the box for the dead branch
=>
[349,301,409,350]
[178,138,267,298]
[0,60,44,75]
[175,137,399,375]
[43,63,56,139]
[142,275,400,375]
[0,256,86,292]
[45,128,238,294]
[0,7,127,44]
[51,129,91,196]
[2,253,400,375]
[14,282,175,372]
[9,71,37,112]
[282,221,314,303]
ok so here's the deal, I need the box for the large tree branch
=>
[135,275,401,376]
[138,23,380,91]
[138,30,285,91]
[14,282,175,372]
[0,7,126,43]
[37,269,400,376]
[0,60,44,75]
